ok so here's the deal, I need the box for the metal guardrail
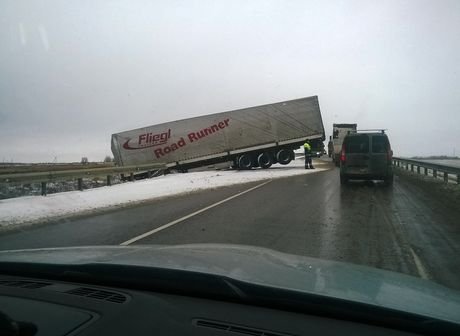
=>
[0,163,166,196]
[393,157,460,184]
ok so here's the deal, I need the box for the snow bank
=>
[0,159,329,228]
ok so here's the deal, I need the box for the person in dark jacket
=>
[327,136,333,158]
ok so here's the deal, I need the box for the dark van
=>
[340,131,393,185]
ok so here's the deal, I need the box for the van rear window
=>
[344,135,369,153]
[371,136,389,153]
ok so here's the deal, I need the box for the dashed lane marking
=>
[409,247,430,280]
[120,180,272,246]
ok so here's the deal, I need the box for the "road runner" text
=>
[154,119,230,158]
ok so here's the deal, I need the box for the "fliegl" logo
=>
[123,129,171,150]
[121,118,230,158]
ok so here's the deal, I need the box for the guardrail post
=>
[0,163,166,198]
[392,158,459,184]
[147,171,152,178]
[41,182,47,196]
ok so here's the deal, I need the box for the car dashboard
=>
[0,274,426,336]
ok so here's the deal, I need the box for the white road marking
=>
[120,180,272,246]
[409,247,430,280]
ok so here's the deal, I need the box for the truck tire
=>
[257,152,272,169]
[238,154,253,169]
[276,149,293,165]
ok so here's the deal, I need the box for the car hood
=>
[0,244,459,323]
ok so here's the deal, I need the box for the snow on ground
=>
[0,159,330,229]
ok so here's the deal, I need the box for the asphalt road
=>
[0,160,459,290]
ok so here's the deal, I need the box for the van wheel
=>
[340,174,348,185]
[238,154,253,169]
[384,175,394,186]
[257,152,272,169]
[276,149,293,165]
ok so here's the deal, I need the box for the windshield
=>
[1,0,460,319]
[371,136,389,153]
[344,135,370,153]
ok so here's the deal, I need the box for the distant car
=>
[312,151,322,158]
[339,131,393,185]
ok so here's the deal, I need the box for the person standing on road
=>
[327,136,333,158]
[303,140,314,169]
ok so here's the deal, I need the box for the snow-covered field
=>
[0,159,329,229]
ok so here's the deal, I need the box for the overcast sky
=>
[1,0,459,162]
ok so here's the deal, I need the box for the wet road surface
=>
[0,161,459,290]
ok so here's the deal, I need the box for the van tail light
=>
[387,149,393,163]
[340,146,346,163]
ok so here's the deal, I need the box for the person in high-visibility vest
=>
[303,140,314,169]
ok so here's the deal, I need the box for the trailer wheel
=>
[257,152,272,169]
[238,154,253,169]
[276,149,293,165]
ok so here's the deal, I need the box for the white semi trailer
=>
[111,96,325,172]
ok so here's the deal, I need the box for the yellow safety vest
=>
[303,143,311,151]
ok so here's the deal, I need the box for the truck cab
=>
[332,123,357,166]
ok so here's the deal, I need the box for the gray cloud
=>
[1,0,459,162]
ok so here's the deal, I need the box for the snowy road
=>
[0,160,459,292]
[0,159,328,229]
